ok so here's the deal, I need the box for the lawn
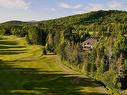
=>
[0,36,109,95]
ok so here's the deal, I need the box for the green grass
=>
[0,36,109,95]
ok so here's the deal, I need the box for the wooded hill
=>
[1,10,127,94]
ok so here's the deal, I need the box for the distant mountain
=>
[1,21,24,25]
[1,10,127,27]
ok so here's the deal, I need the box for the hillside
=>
[1,10,127,94]
[0,36,108,95]
[1,10,127,26]
[41,10,127,25]
[1,10,127,37]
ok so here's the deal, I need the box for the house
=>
[82,38,97,51]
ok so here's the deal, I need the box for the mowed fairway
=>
[0,36,109,95]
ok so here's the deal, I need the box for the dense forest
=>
[1,10,127,94]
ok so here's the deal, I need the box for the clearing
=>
[0,36,109,95]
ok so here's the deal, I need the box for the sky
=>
[0,0,127,23]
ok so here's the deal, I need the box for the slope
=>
[0,36,109,95]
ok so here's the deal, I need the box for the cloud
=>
[74,4,104,14]
[0,0,31,10]
[75,0,127,14]
[85,4,104,12]
[74,11,85,14]
[59,2,83,9]
[88,1,127,11]
[108,1,127,10]
[50,8,56,11]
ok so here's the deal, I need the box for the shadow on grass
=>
[0,39,25,50]
[0,51,26,55]
[0,45,25,49]
[0,40,17,45]
[0,41,26,55]
[0,60,109,95]
[0,49,26,52]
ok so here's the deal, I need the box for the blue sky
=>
[0,0,127,23]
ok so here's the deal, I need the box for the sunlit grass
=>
[0,36,109,95]
[0,36,42,61]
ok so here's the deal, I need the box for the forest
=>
[1,10,127,94]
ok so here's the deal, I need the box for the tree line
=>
[1,10,127,93]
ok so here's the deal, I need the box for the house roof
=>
[82,38,97,46]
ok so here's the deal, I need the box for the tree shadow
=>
[0,51,26,55]
[0,40,17,45]
[0,49,26,52]
[0,45,25,49]
[0,39,25,49]
[0,60,109,95]
[0,40,26,55]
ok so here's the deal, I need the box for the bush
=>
[42,47,47,55]
[0,26,5,35]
